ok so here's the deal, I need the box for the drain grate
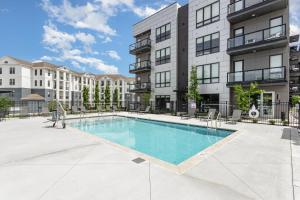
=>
[132,157,145,164]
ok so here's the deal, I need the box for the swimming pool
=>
[70,116,233,165]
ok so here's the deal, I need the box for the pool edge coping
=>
[66,114,241,174]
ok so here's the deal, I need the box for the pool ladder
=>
[206,112,221,129]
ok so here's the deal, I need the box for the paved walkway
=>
[0,113,299,200]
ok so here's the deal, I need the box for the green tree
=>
[94,81,100,109]
[143,93,151,106]
[0,96,12,112]
[291,95,300,107]
[104,84,111,109]
[82,86,89,109]
[113,88,119,107]
[187,66,201,102]
[233,83,264,112]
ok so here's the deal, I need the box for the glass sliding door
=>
[234,60,243,82]
[269,54,283,80]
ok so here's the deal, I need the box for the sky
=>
[0,0,299,77]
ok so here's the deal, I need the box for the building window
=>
[155,47,171,65]
[196,1,220,28]
[9,79,15,86]
[196,32,220,56]
[0,68,2,74]
[9,67,15,74]
[155,71,171,88]
[156,23,171,43]
[35,69,37,76]
[0,79,2,86]
[35,80,37,86]
[40,69,42,76]
[197,63,220,84]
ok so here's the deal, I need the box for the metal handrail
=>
[215,112,221,128]
[228,24,286,49]
[129,38,151,51]
[228,0,273,15]
[227,66,286,84]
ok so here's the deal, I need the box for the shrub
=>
[0,96,11,111]
[269,120,275,125]
[282,120,289,126]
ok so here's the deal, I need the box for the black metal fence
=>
[1,100,300,128]
[199,102,299,127]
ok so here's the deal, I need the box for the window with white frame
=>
[9,79,15,85]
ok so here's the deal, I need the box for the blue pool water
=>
[70,116,232,165]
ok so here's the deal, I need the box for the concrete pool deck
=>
[0,112,299,200]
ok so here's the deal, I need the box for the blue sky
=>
[0,0,298,77]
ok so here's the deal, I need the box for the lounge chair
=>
[180,112,193,119]
[131,105,140,113]
[200,109,216,121]
[227,109,242,124]
[139,106,150,114]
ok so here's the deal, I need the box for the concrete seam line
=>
[290,128,295,200]
[212,155,265,200]
[149,161,152,200]
[37,144,97,200]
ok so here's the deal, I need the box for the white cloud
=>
[43,22,76,50]
[290,0,300,35]
[105,50,121,60]
[40,55,53,61]
[75,32,96,46]
[41,0,168,35]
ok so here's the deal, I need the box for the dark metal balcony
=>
[129,61,151,74]
[227,24,287,55]
[227,66,287,86]
[129,82,151,93]
[227,0,288,23]
[129,38,151,55]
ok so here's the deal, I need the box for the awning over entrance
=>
[21,94,45,101]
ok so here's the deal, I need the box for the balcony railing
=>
[129,61,151,73]
[228,0,272,15]
[227,66,286,85]
[129,38,151,55]
[129,82,151,93]
[228,24,286,50]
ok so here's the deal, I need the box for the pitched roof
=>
[2,56,33,66]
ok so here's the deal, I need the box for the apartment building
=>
[0,56,134,107]
[96,74,135,105]
[129,0,290,113]
[289,34,300,97]
[129,3,180,110]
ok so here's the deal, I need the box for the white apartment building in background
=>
[0,56,135,107]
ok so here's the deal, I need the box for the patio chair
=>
[139,106,151,114]
[180,112,193,120]
[200,109,216,122]
[0,110,7,121]
[131,105,140,113]
[227,109,242,124]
